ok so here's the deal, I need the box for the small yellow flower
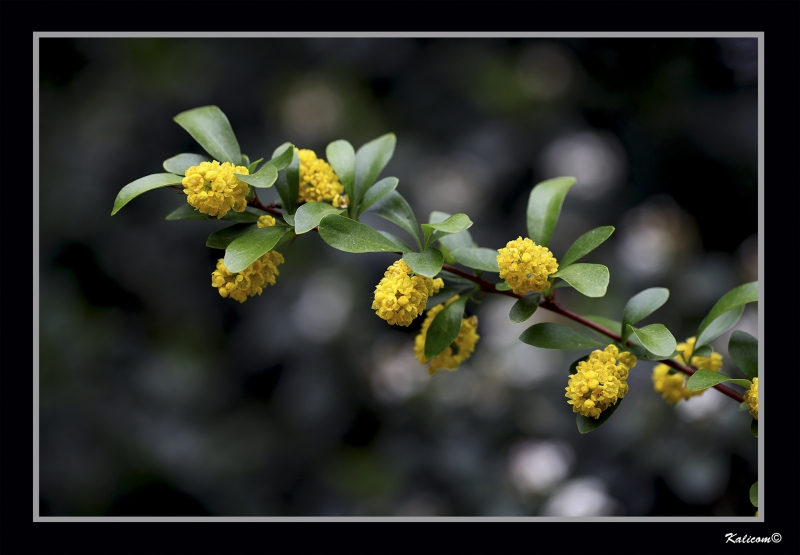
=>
[182,161,250,219]
[257,215,276,228]
[414,296,480,376]
[297,148,345,205]
[565,345,636,419]
[211,251,284,303]
[497,237,559,295]
[371,259,444,326]
[744,378,758,419]
[652,336,724,404]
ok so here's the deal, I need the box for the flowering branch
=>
[441,264,745,404]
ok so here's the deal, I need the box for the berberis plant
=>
[112,105,760,515]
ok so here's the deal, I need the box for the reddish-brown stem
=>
[440,263,745,404]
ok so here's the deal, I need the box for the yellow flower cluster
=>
[182,161,250,219]
[652,336,723,404]
[744,378,758,420]
[372,259,444,326]
[257,215,276,228]
[211,251,284,303]
[565,345,636,419]
[496,237,559,295]
[297,148,347,206]
[414,296,480,376]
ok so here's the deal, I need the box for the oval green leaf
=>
[552,263,609,298]
[274,148,300,215]
[366,190,421,249]
[621,287,670,340]
[495,282,512,291]
[206,224,256,250]
[111,173,184,215]
[422,213,473,245]
[223,226,287,273]
[628,324,677,358]
[696,282,758,341]
[519,322,607,350]
[358,177,398,216]
[526,176,576,248]
[749,482,758,507]
[686,369,752,392]
[326,140,356,214]
[577,398,623,434]
[403,248,444,278]
[509,293,541,323]
[269,143,295,171]
[294,202,344,234]
[424,295,470,360]
[696,305,745,348]
[248,157,264,174]
[559,226,615,268]
[450,247,500,273]
[165,204,261,223]
[427,286,469,308]
[163,153,208,175]
[729,331,758,380]
[429,211,476,252]
[173,106,241,164]
[236,164,278,189]
[354,133,396,207]
[318,214,405,254]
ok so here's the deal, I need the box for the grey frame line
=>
[33,31,764,523]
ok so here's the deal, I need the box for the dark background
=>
[39,37,758,517]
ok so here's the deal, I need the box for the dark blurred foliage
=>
[39,37,758,516]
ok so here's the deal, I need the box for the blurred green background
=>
[38,37,758,516]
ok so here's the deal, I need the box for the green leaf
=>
[509,293,541,323]
[223,226,287,273]
[450,248,500,273]
[427,286,469,307]
[162,153,208,175]
[366,191,421,249]
[729,331,758,381]
[354,133,396,207]
[429,211,476,252]
[111,173,184,215]
[750,418,757,438]
[526,176,576,248]
[627,324,676,358]
[690,345,714,359]
[376,230,413,254]
[577,398,623,434]
[403,248,444,278]
[173,106,241,164]
[552,264,609,297]
[519,323,607,350]
[621,288,670,341]
[749,482,758,507]
[569,354,591,375]
[696,305,745,348]
[241,154,250,167]
[318,214,406,254]
[206,224,255,249]
[424,295,470,360]
[247,157,264,174]
[583,315,622,337]
[294,202,344,234]
[235,163,278,189]
[495,282,512,291]
[164,204,260,223]
[685,369,752,391]
[326,140,356,216]
[421,213,473,246]
[358,177,398,216]
[559,226,615,268]
[269,143,295,171]
[274,148,300,215]
[696,282,758,345]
